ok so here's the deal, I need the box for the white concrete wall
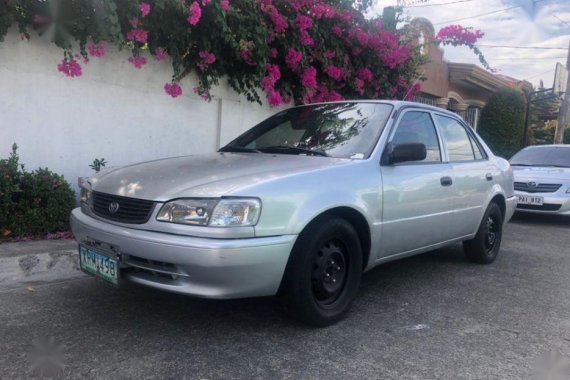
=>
[0,30,285,191]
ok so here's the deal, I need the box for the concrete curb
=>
[0,240,83,290]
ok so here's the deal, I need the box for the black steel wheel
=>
[463,202,503,264]
[281,216,363,327]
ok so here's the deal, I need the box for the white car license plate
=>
[517,195,543,206]
[79,245,119,285]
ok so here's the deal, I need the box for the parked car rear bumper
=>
[70,208,297,299]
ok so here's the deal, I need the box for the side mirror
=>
[382,142,427,165]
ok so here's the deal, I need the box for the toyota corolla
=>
[71,101,516,326]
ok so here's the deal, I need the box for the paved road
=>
[1,214,569,379]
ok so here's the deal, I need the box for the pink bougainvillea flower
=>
[324,65,344,81]
[267,90,282,106]
[270,48,278,58]
[436,25,484,47]
[240,49,256,66]
[154,47,168,61]
[187,2,202,26]
[299,31,314,46]
[193,87,211,101]
[327,90,343,101]
[310,4,335,19]
[354,78,365,95]
[221,0,230,11]
[140,2,151,17]
[164,82,183,98]
[332,26,342,37]
[324,50,336,59]
[260,64,281,93]
[87,41,107,58]
[260,3,288,33]
[356,68,373,82]
[201,0,211,5]
[301,66,318,89]
[197,50,216,70]
[128,55,147,69]
[126,28,148,44]
[57,58,82,77]
[295,15,313,31]
[285,48,303,69]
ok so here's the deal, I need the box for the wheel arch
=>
[302,206,372,271]
[490,193,506,219]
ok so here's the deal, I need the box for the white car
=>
[511,145,570,215]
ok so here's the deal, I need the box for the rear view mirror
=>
[382,143,427,165]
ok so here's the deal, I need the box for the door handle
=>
[440,176,453,187]
[486,173,493,181]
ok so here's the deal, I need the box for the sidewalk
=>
[0,240,81,290]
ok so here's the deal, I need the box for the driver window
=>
[392,111,441,162]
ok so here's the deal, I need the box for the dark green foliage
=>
[478,88,526,158]
[0,145,76,237]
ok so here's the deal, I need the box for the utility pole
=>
[554,41,570,144]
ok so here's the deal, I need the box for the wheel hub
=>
[485,216,497,250]
[312,241,347,304]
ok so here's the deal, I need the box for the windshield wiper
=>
[258,145,329,157]
[511,163,569,168]
[219,146,262,153]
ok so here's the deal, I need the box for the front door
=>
[380,110,456,257]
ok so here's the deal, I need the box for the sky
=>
[371,0,570,89]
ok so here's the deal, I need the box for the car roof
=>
[297,100,462,119]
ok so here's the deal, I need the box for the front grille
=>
[516,204,562,211]
[92,192,155,224]
[514,182,562,193]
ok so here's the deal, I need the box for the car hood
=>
[89,152,351,201]
[512,166,570,182]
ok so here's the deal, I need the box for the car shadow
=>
[65,243,472,333]
[510,212,570,227]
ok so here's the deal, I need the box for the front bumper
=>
[505,195,517,222]
[514,191,570,215]
[70,208,297,299]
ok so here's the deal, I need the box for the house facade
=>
[410,18,532,130]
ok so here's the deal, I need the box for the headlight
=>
[156,198,261,227]
[209,199,261,227]
[156,199,219,226]
[80,187,92,204]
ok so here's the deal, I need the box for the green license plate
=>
[79,245,119,285]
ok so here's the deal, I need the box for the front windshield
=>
[220,102,393,159]
[510,146,570,168]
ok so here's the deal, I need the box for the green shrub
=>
[0,145,76,237]
[478,88,526,158]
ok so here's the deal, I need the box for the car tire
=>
[281,216,362,327]
[463,202,503,264]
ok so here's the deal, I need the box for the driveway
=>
[1,214,569,379]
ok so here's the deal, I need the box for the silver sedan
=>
[71,101,516,326]
[511,144,570,215]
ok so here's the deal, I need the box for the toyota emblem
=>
[108,202,120,214]
[527,181,538,188]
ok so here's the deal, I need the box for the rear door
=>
[380,109,456,257]
[433,114,493,238]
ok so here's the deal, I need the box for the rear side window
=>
[391,111,441,162]
[435,115,475,161]
[469,134,485,160]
